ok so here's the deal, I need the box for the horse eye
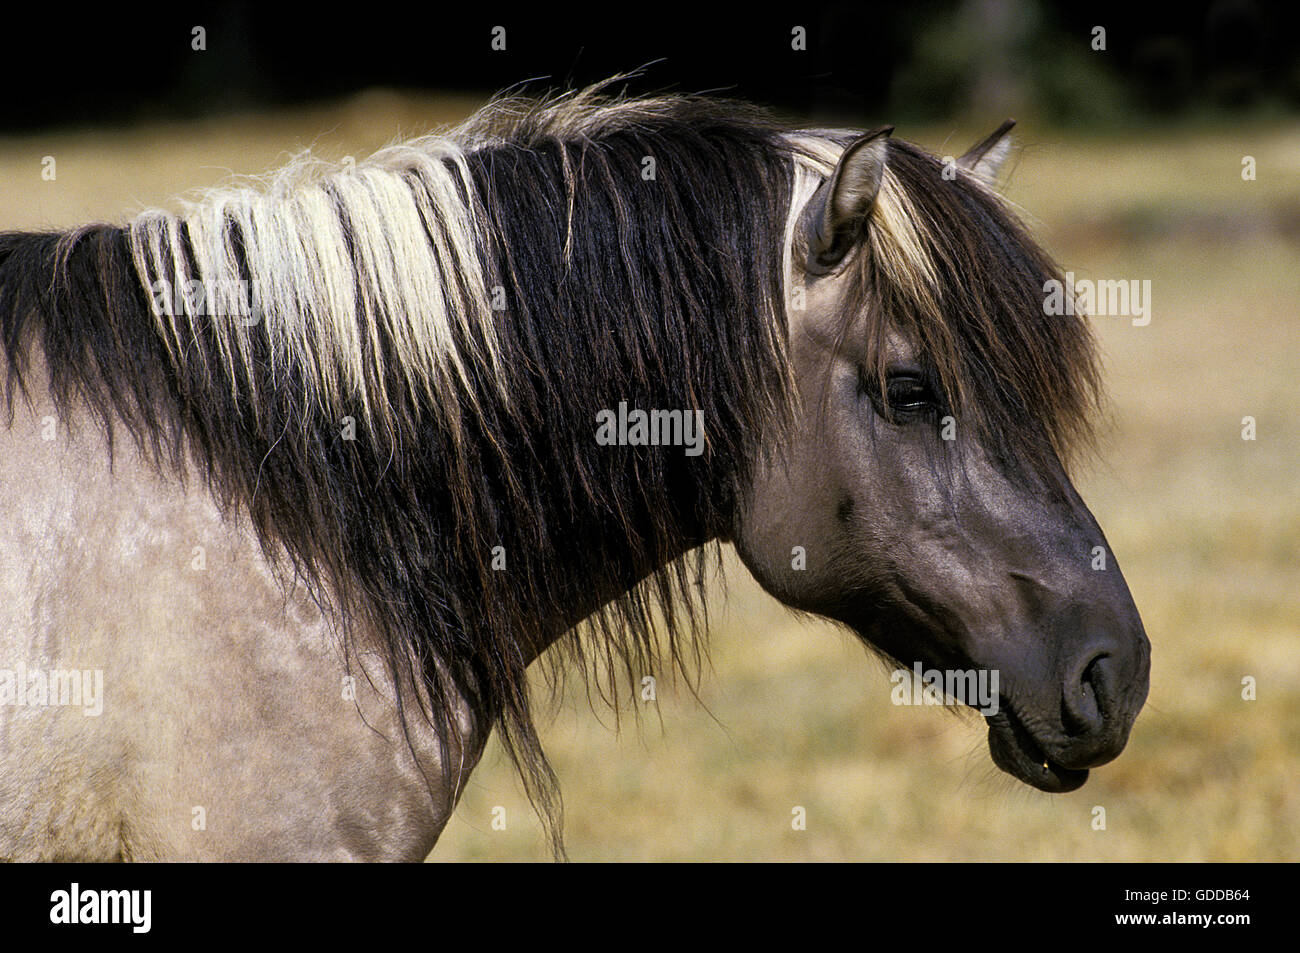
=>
[885,374,934,413]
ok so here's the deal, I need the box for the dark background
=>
[4,0,1298,131]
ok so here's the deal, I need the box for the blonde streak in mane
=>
[781,153,826,369]
[267,154,381,421]
[308,167,390,425]
[340,166,435,409]
[783,138,836,307]
[442,148,502,380]
[290,186,358,418]
[186,196,257,408]
[756,140,835,417]
[867,168,975,411]
[249,193,335,420]
[378,141,501,390]
[867,168,942,325]
[313,184,379,418]
[232,196,291,410]
[337,162,477,428]
[128,132,505,443]
[293,183,371,420]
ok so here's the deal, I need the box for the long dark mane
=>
[0,83,1100,854]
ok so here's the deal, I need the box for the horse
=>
[0,82,1150,860]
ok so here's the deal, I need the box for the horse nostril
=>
[1062,653,1110,737]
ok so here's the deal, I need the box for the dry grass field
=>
[3,90,1296,861]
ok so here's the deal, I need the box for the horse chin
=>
[985,708,1090,793]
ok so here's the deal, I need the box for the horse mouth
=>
[986,703,1089,793]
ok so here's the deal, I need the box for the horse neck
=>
[461,310,729,665]
[454,139,791,662]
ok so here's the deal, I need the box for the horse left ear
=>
[957,119,1016,182]
[804,126,893,274]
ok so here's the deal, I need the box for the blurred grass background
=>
[1,87,1295,862]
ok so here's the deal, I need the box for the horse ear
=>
[804,126,893,274]
[957,119,1016,182]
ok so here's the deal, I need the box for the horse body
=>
[0,362,484,860]
[0,82,1149,860]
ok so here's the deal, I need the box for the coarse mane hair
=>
[0,80,1100,854]
[789,132,1102,480]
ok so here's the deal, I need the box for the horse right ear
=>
[957,119,1016,183]
[803,126,893,275]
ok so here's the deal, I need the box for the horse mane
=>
[0,81,1100,855]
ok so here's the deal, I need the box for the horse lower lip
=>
[986,708,1089,792]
